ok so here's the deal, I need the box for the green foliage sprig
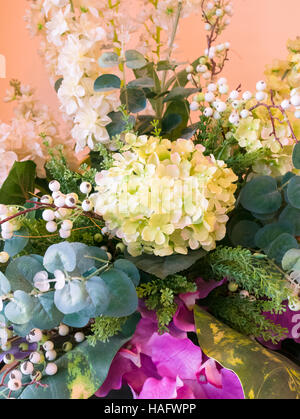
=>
[87,316,128,345]
[137,275,196,332]
[205,246,291,312]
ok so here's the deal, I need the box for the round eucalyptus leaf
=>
[127,77,155,88]
[240,176,282,214]
[120,88,147,113]
[31,292,64,330]
[282,248,300,271]
[101,269,138,317]
[85,276,110,317]
[279,205,300,235]
[125,50,147,69]
[230,220,260,248]
[4,228,29,257]
[63,310,90,328]
[0,272,11,296]
[292,143,300,169]
[44,242,77,274]
[5,256,44,292]
[98,52,119,68]
[255,221,295,251]
[54,280,89,315]
[287,176,300,209]
[94,74,121,92]
[113,259,140,286]
[5,291,35,325]
[266,233,299,264]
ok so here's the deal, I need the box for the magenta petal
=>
[197,359,222,388]
[201,369,245,399]
[150,333,202,380]
[173,300,196,332]
[138,376,184,399]
[179,291,201,309]
[196,277,226,299]
[95,353,132,398]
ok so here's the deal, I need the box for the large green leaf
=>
[240,176,282,214]
[106,111,135,139]
[163,87,199,103]
[54,280,89,315]
[125,249,206,279]
[0,161,36,205]
[44,242,77,274]
[279,205,300,235]
[194,307,300,399]
[5,314,140,399]
[0,272,11,295]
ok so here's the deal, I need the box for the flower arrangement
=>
[0,0,300,400]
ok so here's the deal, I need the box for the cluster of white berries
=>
[2,325,85,392]
[204,1,234,29]
[282,88,300,119]
[42,180,94,237]
[188,77,271,126]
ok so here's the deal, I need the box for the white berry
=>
[204,107,213,117]
[190,101,199,111]
[291,95,300,107]
[29,352,42,364]
[82,200,93,212]
[0,252,10,264]
[40,195,53,205]
[45,350,57,361]
[49,181,60,193]
[256,80,267,91]
[8,379,22,391]
[9,370,22,381]
[242,91,252,101]
[42,209,55,222]
[46,221,57,233]
[256,91,267,101]
[281,99,290,110]
[74,332,85,343]
[26,328,43,343]
[45,363,58,376]
[58,324,69,337]
[20,361,34,375]
[43,341,54,351]
[240,109,249,119]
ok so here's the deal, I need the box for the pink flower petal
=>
[138,376,184,399]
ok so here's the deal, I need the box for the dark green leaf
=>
[106,111,135,138]
[113,259,140,286]
[279,205,300,235]
[54,78,63,92]
[266,233,299,264]
[163,87,199,103]
[292,143,300,169]
[255,222,295,251]
[240,176,282,214]
[94,74,121,92]
[230,220,260,248]
[161,113,182,134]
[287,176,300,209]
[0,161,36,205]
[163,100,189,140]
[181,123,199,139]
[85,276,110,317]
[125,249,206,279]
[120,87,147,113]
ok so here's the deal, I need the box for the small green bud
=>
[62,342,73,352]
[116,243,126,253]
[19,343,29,352]
[228,282,239,292]
[94,233,103,243]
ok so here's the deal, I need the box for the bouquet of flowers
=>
[0,0,300,399]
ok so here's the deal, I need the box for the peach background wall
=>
[1,0,300,123]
